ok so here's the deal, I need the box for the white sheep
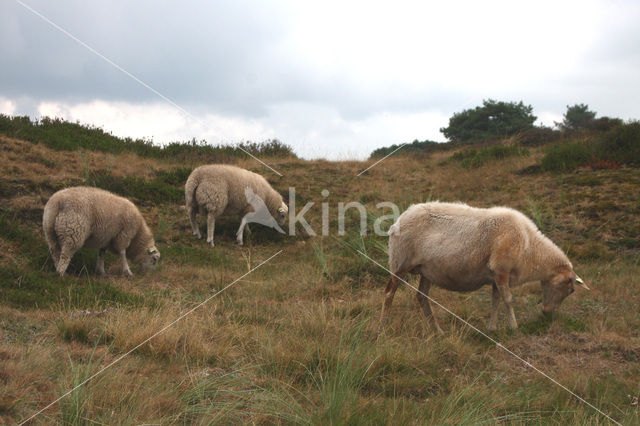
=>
[185,164,288,246]
[383,202,589,333]
[43,186,160,276]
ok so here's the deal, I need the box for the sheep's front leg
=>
[494,270,517,329]
[119,250,133,277]
[417,276,444,334]
[96,248,106,276]
[488,283,500,331]
[206,212,216,247]
[188,207,201,239]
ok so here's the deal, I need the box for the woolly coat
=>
[388,201,572,291]
[43,187,157,274]
[185,165,285,219]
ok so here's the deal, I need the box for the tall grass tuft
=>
[57,347,101,425]
[306,320,377,424]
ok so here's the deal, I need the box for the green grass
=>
[0,265,143,309]
[85,169,184,205]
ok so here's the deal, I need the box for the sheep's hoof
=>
[123,270,133,277]
[194,232,202,239]
[208,241,215,247]
[236,240,244,246]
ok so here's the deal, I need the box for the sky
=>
[1,0,639,159]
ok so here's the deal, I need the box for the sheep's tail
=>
[387,220,406,275]
[42,198,60,254]
[184,174,198,213]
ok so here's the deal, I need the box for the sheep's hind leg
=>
[488,283,501,331]
[119,250,133,277]
[236,215,250,246]
[206,212,216,247]
[96,248,106,276]
[49,245,61,269]
[56,245,75,276]
[494,271,518,329]
[188,207,201,239]
[417,276,444,334]
[380,274,402,329]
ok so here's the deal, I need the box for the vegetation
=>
[440,99,536,143]
[541,121,640,171]
[0,114,296,161]
[448,145,529,169]
[1,119,639,424]
[555,104,597,131]
[369,139,454,158]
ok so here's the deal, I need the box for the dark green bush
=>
[540,141,595,172]
[440,99,536,143]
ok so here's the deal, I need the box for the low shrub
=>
[516,127,563,147]
[541,121,640,172]
[370,139,454,158]
[449,145,529,169]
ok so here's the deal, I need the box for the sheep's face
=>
[141,246,161,270]
[276,202,288,225]
[541,267,588,315]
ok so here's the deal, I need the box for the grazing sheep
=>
[383,202,589,333]
[185,165,288,246]
[43,187,160,276]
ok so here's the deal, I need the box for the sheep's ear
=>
[148,247,157,255]
[575,275,590,290]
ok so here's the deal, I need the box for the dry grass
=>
[1,136,639,424]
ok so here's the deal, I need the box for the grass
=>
[1,125,640,424]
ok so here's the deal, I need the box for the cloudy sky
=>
[1,0,639,159]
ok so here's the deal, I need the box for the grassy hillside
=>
[1,124,639,424]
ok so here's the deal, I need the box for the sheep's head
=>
[276,202,288,225]
[139,246,161,270]
[541,266,589,316]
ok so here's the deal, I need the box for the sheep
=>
[382,202,589,333]
[43,186,160,276]
[185,164,288,246]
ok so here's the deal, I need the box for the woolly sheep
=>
[185,164,288,246]
[383,202,589,333]
[43,186,160,276]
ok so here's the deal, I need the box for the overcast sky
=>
[1,0,639,159]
